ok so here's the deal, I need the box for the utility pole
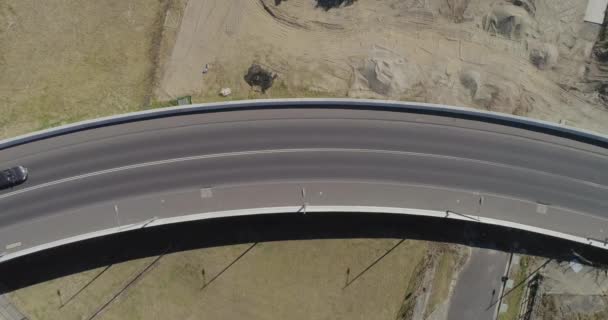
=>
[201,268,206,287]
[345,267,350,287]
[301,187,307,214]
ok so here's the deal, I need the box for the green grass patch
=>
[499,256,529,320]
[425,250,457,317]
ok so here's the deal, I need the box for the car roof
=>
[0,170,13,185]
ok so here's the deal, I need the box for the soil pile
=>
[316,0,357,11]
[350,47,424,99]
[244,64,277,93]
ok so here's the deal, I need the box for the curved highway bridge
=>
[0,99,606,263]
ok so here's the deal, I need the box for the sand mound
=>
[529,42,558,70]
[439,0,471,23]
[510,0,535,16]
[349,47,423,98]
[459,69,481,97]
[459,69,521,113]
[483,3,534,39]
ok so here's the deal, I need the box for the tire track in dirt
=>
[257,0,311,31]
[248,0,292,45]
[257,0,351,34]
[224,0,243,37]
[143,0,172,107]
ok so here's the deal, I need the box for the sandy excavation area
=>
[157,0,608,134]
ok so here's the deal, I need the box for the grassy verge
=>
[499,256,529,320]
[31,80,346,133]
[425,250,457,317]
[395,253,432,320]
[190,80,346,104]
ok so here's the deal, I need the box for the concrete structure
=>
[584,0,608,24]
[0,99,606,263]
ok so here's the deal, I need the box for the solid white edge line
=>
[1,206,606,264]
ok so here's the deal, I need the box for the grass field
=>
[7,239,466,320]
[0,0,167,139]
[425,248,459,317]
[8,257,158,320]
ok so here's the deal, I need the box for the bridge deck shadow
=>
[1,212,606,293]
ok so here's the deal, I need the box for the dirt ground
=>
[496,256,608,320]
[8,239,468,320]
[156,0,608,134]
[2,0,608,135]
[534,259,608,320]
[2,0,608,136]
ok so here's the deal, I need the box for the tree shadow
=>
[1,212,607,293]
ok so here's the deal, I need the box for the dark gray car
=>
[0,166,28,189]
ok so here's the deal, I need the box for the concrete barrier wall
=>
[2,99,607,150]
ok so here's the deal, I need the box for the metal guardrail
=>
[1,98,607,151]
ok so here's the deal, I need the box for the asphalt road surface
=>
[447,248,510,320]
[0,106,607,257]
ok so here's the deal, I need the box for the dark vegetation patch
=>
[244,64,277,93]
[316,0,357,11]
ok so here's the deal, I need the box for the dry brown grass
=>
[425,246,464,317]
[0,0,167,139]
[8,257,158,320]
[499,256,530,320]
[10,239,437,320]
